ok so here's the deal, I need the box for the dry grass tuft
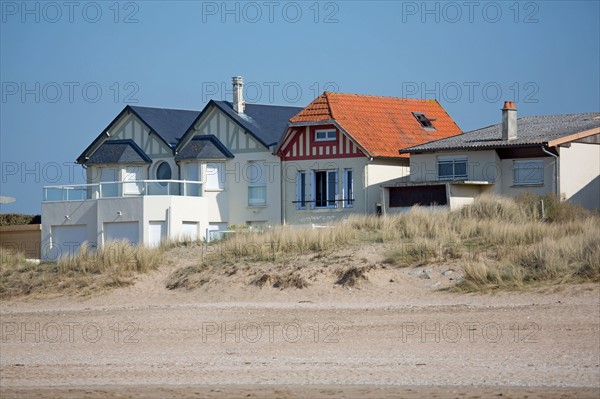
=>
[272,272,309,289]
[165,264,209,290]
[336,265,373,288]
[1,241,163,299]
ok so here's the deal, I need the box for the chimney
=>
[232,76,245,113]
[502,101,517,140]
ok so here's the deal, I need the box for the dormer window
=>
[315,129,336,142]
[413,112,436,129]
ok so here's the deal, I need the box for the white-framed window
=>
[342,168,354,208]
[437,156,468,180]
[311,169,338,208]
[513,160,544,185]
[315,129,336,142]
[123,166,142,194]
[296,171,307,210]
[247,161,267,206]
[205,162,225,190]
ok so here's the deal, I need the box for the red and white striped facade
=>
[278,124,365,161]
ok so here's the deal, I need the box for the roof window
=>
[413,112,436,129]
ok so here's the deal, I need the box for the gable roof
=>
[212,101,304,148]
[128,106,200,148]
[288,92,462,158]
[400,113,600,153]
[77,105,200,164]
[175,135,234,161]
[86,139,152,165]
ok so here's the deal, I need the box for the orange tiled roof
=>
[289,92,462,158]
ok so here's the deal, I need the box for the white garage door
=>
[181,222,199,242]
[104,222,139,244]
[148,221,166,247]
[51,225,87,259]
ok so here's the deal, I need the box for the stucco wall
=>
[409,150,501,183]
[559,142,600,210]
[499,157,555,198]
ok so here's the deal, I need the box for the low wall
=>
[0,224,42,259]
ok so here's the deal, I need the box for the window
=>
[206,163,225,190]
[247,161,266,206]
[123,166,142,194]
[513,160,544,185]
[437,156,468,180]
[389,185,447,207]
[413,112,436,129]
[315,129,336,142]
[296,171,307,210]
[312,170,338,208]
[343,168,354,208]
[156,161,172,187]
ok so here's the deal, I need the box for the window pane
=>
[315,171,327,207]
[454,161,467,178]
[248,186,266,206]
[206,163,224,190]
[346,170,353,206]
[247,162,265,185]
[327,170,337,206]
[438,162,453,178]
[514,161,543,184]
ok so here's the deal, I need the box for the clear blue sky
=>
[1,0,599,214]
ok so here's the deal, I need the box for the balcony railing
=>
[43,180,204,202]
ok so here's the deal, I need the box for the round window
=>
[156,162,172,186]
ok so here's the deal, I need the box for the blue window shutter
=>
[309,170,316,209]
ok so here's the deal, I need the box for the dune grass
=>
[0,240,163,299]
[168,193,598,291]
[2,194,597,297]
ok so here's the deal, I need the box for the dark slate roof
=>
[401,113,600,153]
[129,106,200,148]
[175,135,234,161]
[87,139,152,164]
[212,101,304,147]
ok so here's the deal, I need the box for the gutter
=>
[541,145,560,196]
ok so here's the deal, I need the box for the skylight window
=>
[413,112,436,129]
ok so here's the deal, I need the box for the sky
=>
[1,0,599,214]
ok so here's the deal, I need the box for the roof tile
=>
[290,92,462,158]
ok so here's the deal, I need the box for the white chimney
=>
[502,101,517,140]
[232,76,245,113]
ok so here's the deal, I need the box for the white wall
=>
[560,142,600,210]
[366,158,410,214]
[409,150,501,183]
[41,196,207,260]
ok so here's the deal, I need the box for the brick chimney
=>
[232,76,245,113]
[502,101,517,140]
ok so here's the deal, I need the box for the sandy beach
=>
[1,258,599,399]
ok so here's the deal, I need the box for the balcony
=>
[43,180,204,202]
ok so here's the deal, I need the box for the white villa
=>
[41,77,302,260]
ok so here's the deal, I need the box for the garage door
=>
[181,222,199,242]
[104,222,139,244]
[148,221,166,247]
[51,225,87,260]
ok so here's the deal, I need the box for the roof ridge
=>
[325,91,439,102]
[129,104,200,113]
[324,92,336,120]
[215,100,303,109]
